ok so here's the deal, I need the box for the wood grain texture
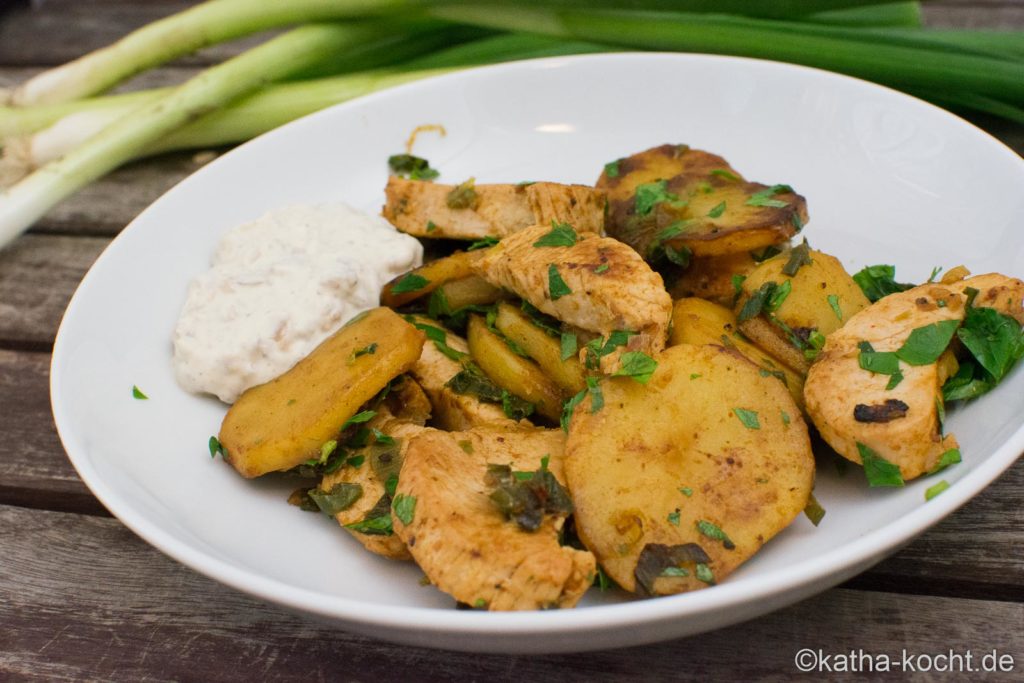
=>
[0,234,108,346]
[0,504,1020,681]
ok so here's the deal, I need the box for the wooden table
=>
[1,2,1022,679]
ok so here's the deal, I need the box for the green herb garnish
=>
[131,385,148,400]
[308,483,363,516]
[667,510,681,526]
[560,332,578,361]
[781,241,812,276]
[387,153,438,181]
[533,220,578,248]
[696,520,735,549]
[710,169,740,182]
[485,460,573,532]
[852,264,913,303]
[695,563,715,585]
[392,493,417,525]
[467,236,499,251]
[594,263,610,274]
[707,201,726,218]
[604,159,621,178]
[391,273,430,294]
[857,442,904,487]
[804,493,826,526]
[929,448,962,474]
[733,408,760,430]
[614,352,658,384]
[827,294,843,321]
[349,343,377,363]
[925,480,950,500]
[208,435,224,459]
[547,264,572,300]
[634,179,681,216]
[896,320,960,366]
[746,184,792,209]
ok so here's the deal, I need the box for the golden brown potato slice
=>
[433,275,505,312]
[382,177,605,240]
[565,343,814,595]
[380,251,479,309]
[493,301,587,395]
[467,314,564,421]
[805,273,1024,481]
[219,308,424,478]
[735,245,870,374]
[318,404,426,560]
[597,144,807,260]
[405,315,523,430]
[472,222,672,375]
[670,298,805,410]
[667,250,762,306]
[393,426,595,610]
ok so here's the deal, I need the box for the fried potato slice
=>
[565,343,814,595]
[433,275,505,312]
[597,144,806,260]
[735,246,870,374]
[805,273,1024,481]
[670,297,805,410]
[393,426,596,610]
[493,301,587,395]
[473,222,672,374]
[219,308,424,478]
[382,177,605,240]
[405,315,524,431]
[467,314,564,421]
[380,250,479,309]
[667,250,762,306]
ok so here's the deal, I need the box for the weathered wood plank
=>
[0,504,1020,680]
[0,1,265,68]
[0,350,103,515]
[924,2,1024,29]
[0,234,108,346]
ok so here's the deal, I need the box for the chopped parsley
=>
[585,376,604,413]
[709,168,740,182]
[661,567,689,578]
[689,373,701,380]
[446,178,478,209]
[634,179,680,216]
[387,153,438,181]
[738,281,778,322]
[750,245,782,263]
[780,410,791,426]
[858,341,900,376]
[696,520,735,549]
[679,486,693,497]
[500,390,535,421]
[349,343,377,363]
[886,369,905,390]
[732,408,760,429]
[409,319,468,362]
[827,294,843,321]
[547,264,572,300]
[392,493,417,525]
[695,563,715,585]
[731,274,747,306]
[746,184,792,209]
[604,159,621,178]
[927,266,943,283]
[594,263,610,274]
[467,236,499,251]
[925,480,950,501]
[929,448,961,474]
[768,280,792,311]
[856,442,904,487]
[952,305,1024,395]
[781,241,812,276]
[131,385,148,400]
[896,320,960,366]
[667,509,681,526]
[425,220,439,233]
[560,332,578,361]
[707,201,726,218]
[561,388,587,432]
[533,221,578,248]
[613,352,658,384]
[342,410,377,430]
[852,264,913,303]
[803,493,826,526]
[208,435,225,459]
[391,272,430,294]
[371,429,395,446]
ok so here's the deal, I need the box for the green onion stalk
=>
[0,23,403,247]
[0,0,903,106]
[0,33,605,187]
[429,6,1024,106]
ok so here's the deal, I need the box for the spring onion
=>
[0,23,393,247]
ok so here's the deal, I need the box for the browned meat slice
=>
[382,177,605,240]
[472,224,672,373]
[319,379,431,560]
[393,426,595,610]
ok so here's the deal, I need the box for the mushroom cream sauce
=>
[172,203,422,403]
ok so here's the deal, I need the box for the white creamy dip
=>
[172,203,422,403]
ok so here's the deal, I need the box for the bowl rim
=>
[50,51,1024,639]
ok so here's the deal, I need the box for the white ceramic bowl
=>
[51,53,1024,653]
